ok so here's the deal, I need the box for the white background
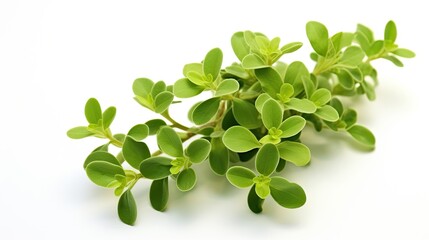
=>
[1,0,428,239]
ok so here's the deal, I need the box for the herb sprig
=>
[67,21,414,225]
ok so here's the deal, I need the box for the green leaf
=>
[140,157,172,180]
[255,143,279,176]
[231,32,250,61]
[203,48,223,79]
[342,109,357,127]
[361,80,376,101]
[284,61,309,94]
[314,105,339,122]
[67,126,94,139]
[84,151,120,169]
[226,166,255,188]
[176,168,197,192]
[383,55,404,67]
[118,190,137,226]
[310,88,331,107]
[384,20,397,44]
[270,177,306,208]
[357,24,374,43]
[150,178,169,212]
[302,76,315,98]
[277,141,311,166]
[343,67,363,82]
[255,182,270,199]
[278,116,306,138]
[127,124,149,141]
[248,184,264,213]
[225,63,250,79]
[186,71,206,86]
[102,107,116,129]
[280,42,303,54]
[85,161,125,187]
[173,78,204,98]
[122,137,151,169]
[151,81,167,97]
[186,139,211,164]
[215,79,239,97]
[285,98,317,113]
[337,69,355,89]
[339,46,365,67]
[192,97,220,125]
[347,125,375,147]
[209,138,229,175]
[222,126,261,152]
[154,91,174,113]
[157,126,183,157]
[330,98,344,116]
[145,119,167,135]
[232,98,262,129]
[306,21,329,56]
[254,67,283,98]
[392,48,415,58]
[133,78,154,97]
[242,54,269,69]
[261,99,283,129]
[183,63,203,76]
[85,98,102,125]
[255,93,272,113]
[367,40,384,57]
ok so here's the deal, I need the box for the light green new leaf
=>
[84,151,120,169]
[383,55,404,67]
[347,125,375,147]
[150,178,169,212]
[248,185,264,213]
[281,42,303,54]
[231,32,250,61]
[145,119,167,135]
[139,157,172,180]
[225,64,250,79]
[302,76,315,98]
[314,105,339,122]
[192,97,220,125]
[384,20,397,44]
[222,126,261,152]
[127,124,149,141]
[232,98,262,129]
[176,168,197,192]
[270,177,306,208]
[157,126,183,157]
[226,166,256,188]
[306,21,329,56]
[255,93,272,113]
[118,190,137,226]
[340,46,365,67]
[278,116,306,138]
[242,54,269,69]
[310,88,331,107]
[367,40,384,57]
[151,81,167,97]
[186,138,211,164]
[261,99,283,129]
[284,61,309,94]
[255,143,279,176]
[122,136,151,169]
[392,48,415,58]
[133,78,154,97]
[85,98,102,125]
[203,48,223,79]
[85,161,125,187]
[183,63,203,76]
[285,98,317,113]
[173,78,204,98]
[277,83,294,102]
[154,91,174,113]
[357,24,374,43]
[209,138,229,175]
[342,109,357,127]
[254,67,283,98]
[277,141,311,166]
[186,71,206,86]
[67,126,94,139]
[255,182,270,199]
[215,79,239,97]
[102,107,116,129]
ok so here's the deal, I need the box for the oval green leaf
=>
[176,168,197,192]
[270,176,306,208]
[255,143,279,176]
[281,42,303,54]
[255,182,270,199]
[231,32,250,61]
[186,138,211,164]
[347,125,375,147]
[203,48,223,79]
[310,88,331,107]
[306,21,329,56]
[226,166,256,188]
[314,105,340,122]
[209,138,229,175]
[173,78,205,98]
[384,20,397,44]
[150,178,169,212]
[254,67,283,98]
[285,98,317,113]
[145,119,167,135]
[118,190,137,226]
[278,116,306,138]
[154,91,174,113]
[85,98,102,125]
[127,124,149,141]
[67,126,94,139]
[339,46,365,67]
[133,78,154,97]
[232,98,262,129]
[261,99,283,129]
[222,126,261,153]
[122,136,151,169]
[277,141,311,166]
[157,126,183,157]
[102,106,116,129]
[248,184,264,213]
[192,97,220,125]
[215,79,239,97]
[139,157,172,180]
[242,54,269,69]
[392,48,415,58]
[85,161,125,187]
[84,151,120,169]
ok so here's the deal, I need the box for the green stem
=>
[162,110,190,131]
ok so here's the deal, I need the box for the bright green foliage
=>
[67,20,414,225]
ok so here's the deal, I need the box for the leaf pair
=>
[133,78,174,113]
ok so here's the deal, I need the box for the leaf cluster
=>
[67,20,414,225]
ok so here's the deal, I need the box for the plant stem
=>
[162,110,190,131]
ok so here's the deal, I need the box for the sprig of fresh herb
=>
[67,20,414,225]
